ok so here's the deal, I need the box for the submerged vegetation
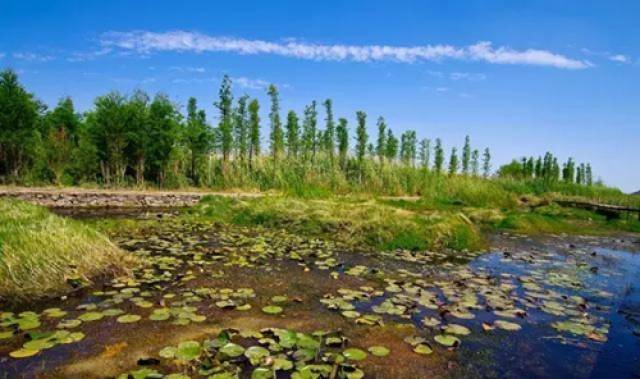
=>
[0,199,131,300]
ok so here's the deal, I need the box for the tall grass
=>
[0,199,133,301]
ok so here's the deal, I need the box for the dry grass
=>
[0,199,134,301]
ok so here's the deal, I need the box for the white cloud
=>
[169,66,206,73]
[68,47,112,62]
[449,72,486,81]
[0,53,5,59]
[609,54,628,63]
[581,48,629,64]
[99,31,591,70]
[232,76,271,90]
[436,87,449,92]
[13,52,55,62]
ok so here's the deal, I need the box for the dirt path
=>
[0,186,265,208]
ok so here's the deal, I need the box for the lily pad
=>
[245,345,270,365]
[9,348,39,358]
[413,343,433,355]
[220,342,245,358]
[434,334,460,347]
[117,314,142,324]
[262,305,283,315]
[494,320,522,331]
[342,348,367,361]
[368,345,390,357]
[175,340,201,360]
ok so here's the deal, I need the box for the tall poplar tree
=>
[448,147,459,175]
[267,84,283,162]
[471,149,479,176]
[355,111,368,177]
[385,129,398,162]
[323,99,335,162]
[434,138,444,174]
[233,95,249,162]
[248,99,260,170]
[376,117,387,165]
[215,75,233,163]
[419,138,431,169]
[336,117,349,170]
[302,101,317,162]
[461,135,471,175]
[285,110,300,158]
[482,148,491,178]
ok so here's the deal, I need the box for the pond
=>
[0,210,639,378]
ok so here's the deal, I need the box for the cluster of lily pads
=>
[117,327,389,379]
[0,220,623,378]
[320,245,613,355]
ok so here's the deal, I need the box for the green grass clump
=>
[190,195,486,252]
[0,199,133,301]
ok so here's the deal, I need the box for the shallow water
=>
[1,210,639,378]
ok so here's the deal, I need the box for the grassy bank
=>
[0,199,132,301]
[96,188,639,256]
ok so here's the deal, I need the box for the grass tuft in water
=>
[0,199,134,301]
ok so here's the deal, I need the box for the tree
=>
[184,97,212,184]
[146,94,180,184]
[498,160,524,178]
[43,97,81,184]
[434,138,444,174]
[400,131,417,166]
[355,111,368,179]
[124,90,150,185]
[535,157,543,178]
[215,75,233,163]
[461,135,471,175]
[376,117,387,165]
[336,117,349,169]
[87,92,129,185]
[0,69,40,179]
[385,129,398,162]
[562,158,575,183]
[585,164,593,186]
[471,149,479,176]
[448,147,459,175]
[482,148,491,178]
[248,99,260,170]
[323,99,335,162]
[419,138,431,169]
[285,110,300,158]
[233,95,249,163]
[267,84,284,162]
[302,101,318,162]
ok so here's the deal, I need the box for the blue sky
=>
[1,1,638,191]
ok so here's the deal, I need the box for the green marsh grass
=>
[0,199,133,301]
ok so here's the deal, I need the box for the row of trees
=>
[497,153,595,185]
[0,69,594,191]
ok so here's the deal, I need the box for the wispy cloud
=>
[169,66,206,73]
[232,76,271,90]
[68,47,112,62]
[98,30,591,70]
[449,72,486,81]
[581,48,629,64]
[609,54,628,63]
[13,52,55,62]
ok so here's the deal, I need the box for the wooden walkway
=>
[555,199,640,220]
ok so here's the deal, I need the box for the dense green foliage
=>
[1,69,630,206]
